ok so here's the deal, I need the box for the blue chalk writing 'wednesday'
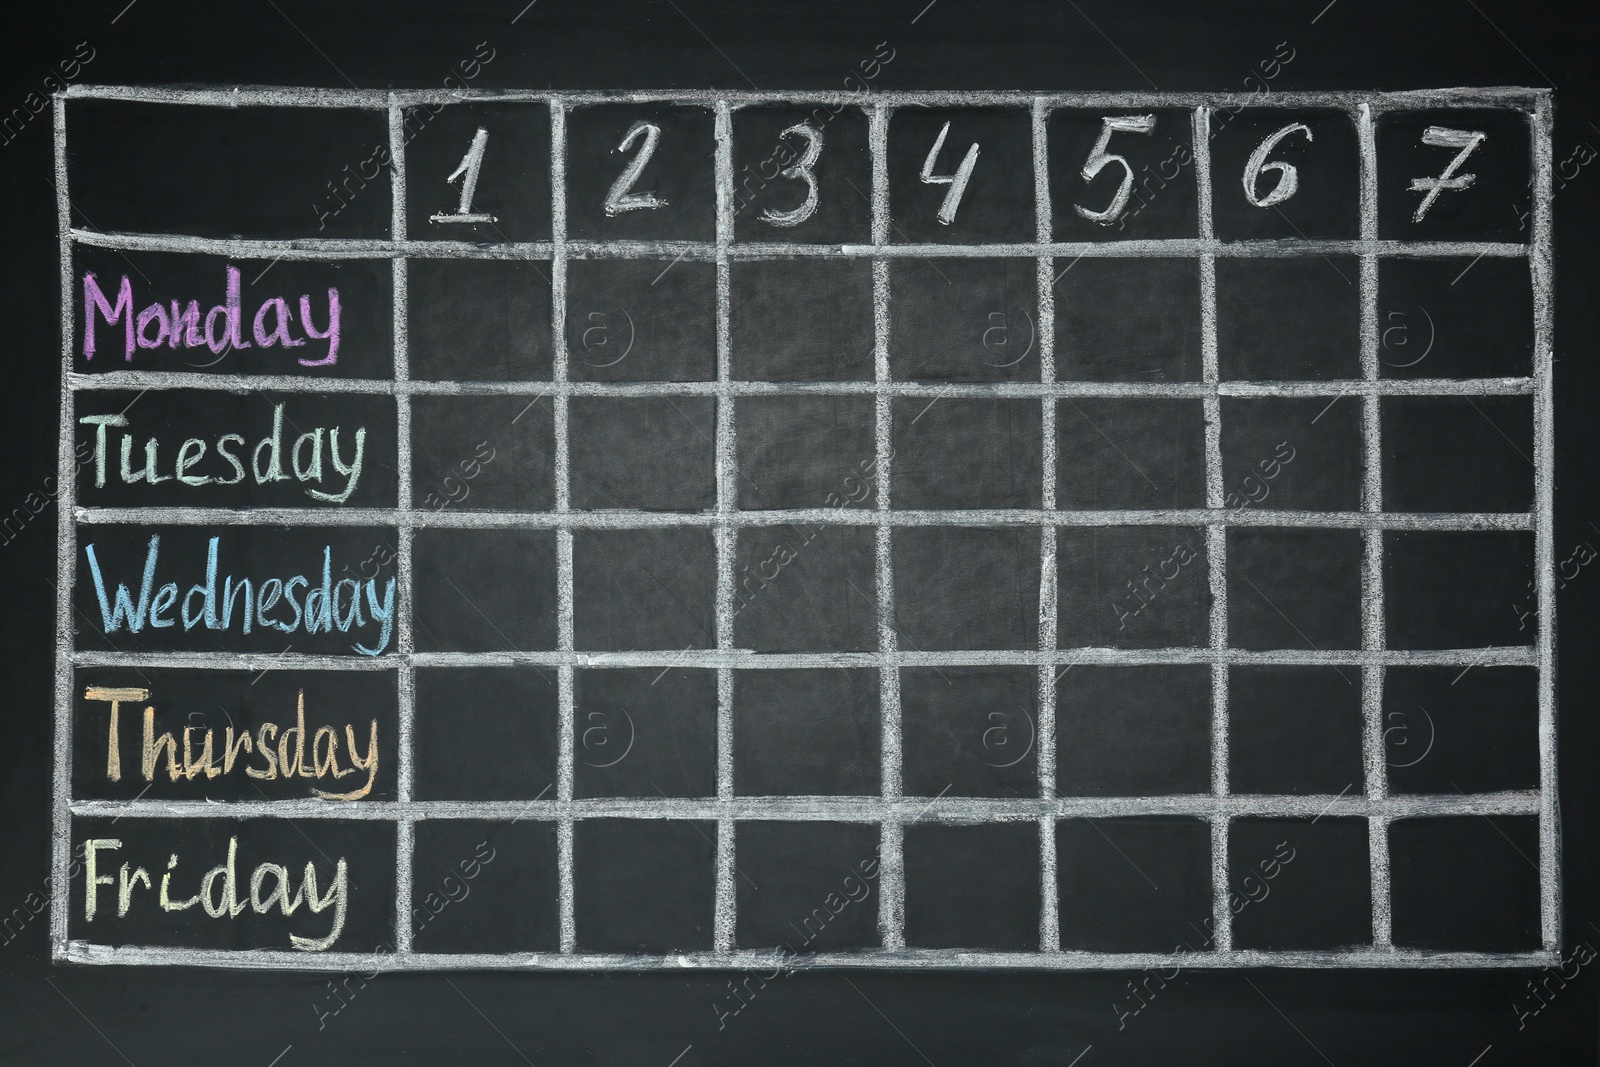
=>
[84,536,396,655]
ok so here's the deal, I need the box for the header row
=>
[63,97,1542,245]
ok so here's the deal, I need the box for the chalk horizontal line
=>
[73,506,1533,532]
[69,646,1537,671]
[59,85,1547,112]
[68,791,1539,822]
[69,229,1527,260]
[67,373,1535,399]
[59,941,1559,972]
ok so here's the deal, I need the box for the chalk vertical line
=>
[870,101,905,949]
[389,95,407,240]
[388,98,416,955]
[550,99,578,955]
[51,92,75,956]
[1356,101,1391,948]
[1530,93,1558,952]
[1194,105,1231,954]
[1033,96,1061,952]
[713,100,737,954]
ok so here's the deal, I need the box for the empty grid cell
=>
[408,259,552,381]
[414,667,558,800]
[902,822,1040,950]
[1049,108,1199,241]
[411,820,560,953]
[732,669,880,797]
[563,103,716,242]
[1389,816,1542,952]
[731,106,872,244]
[891,397,1042,509]
[888,107,1035,243]
[1227,817,1371,951]
[572,529,716,651]
[572,668,717,799]
[1227,528,1363,651]
[1054,258,1201,382]
[1056,397,1206,509]
[1377,256,1533,379]
[412,529,558,652]
[1057,817,1212,952]
[1384,667,1539,794]
[1208,108,1360,241]
[1056,665,1211,796]
[733,524,877,653]
[735,822,882,951]
[1220,397,1360,512]
[1385,531,1534,650]
[568,396,716,511]
[730,259,875,380]
[893,527,1041,651]
[1382,396,1534,513]
[405,102,552,243]
[68,101,391,239]
[1228,666,1364,796]
[564,258,716,381]
[1377,109,1530,243]
[900,666,1038,798]
[573,819,717,953]
[1216,257,1360,380]
[735,395,876,510]
[889,258,1039,381]
[1057,527,1210,649]
[410,395,554,512]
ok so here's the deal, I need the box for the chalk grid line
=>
[68,228,1534,260]
[1033,95,1060,953]
[70,646,1543,671]
[54,88,1556,970]
[1194,105,1233,953]
[1357,101,1392,949]
[389,97,416,954]
[66,373,1539,399]
[712,100,737,955]
[1533,93,1558,952]
[869,100,905,950]
[68,791,1545,821]
[551,97,577,953]
[60,84,1547,111]
[50,84,76,951]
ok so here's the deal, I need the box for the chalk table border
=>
[52,86,1556,971]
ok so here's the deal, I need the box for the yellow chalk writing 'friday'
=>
[84,836,348,952]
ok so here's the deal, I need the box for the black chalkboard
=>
[3,2,1599,1064]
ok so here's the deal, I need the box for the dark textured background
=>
[1,0,1596,1062]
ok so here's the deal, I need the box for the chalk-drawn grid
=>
[54,87,1555,970]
